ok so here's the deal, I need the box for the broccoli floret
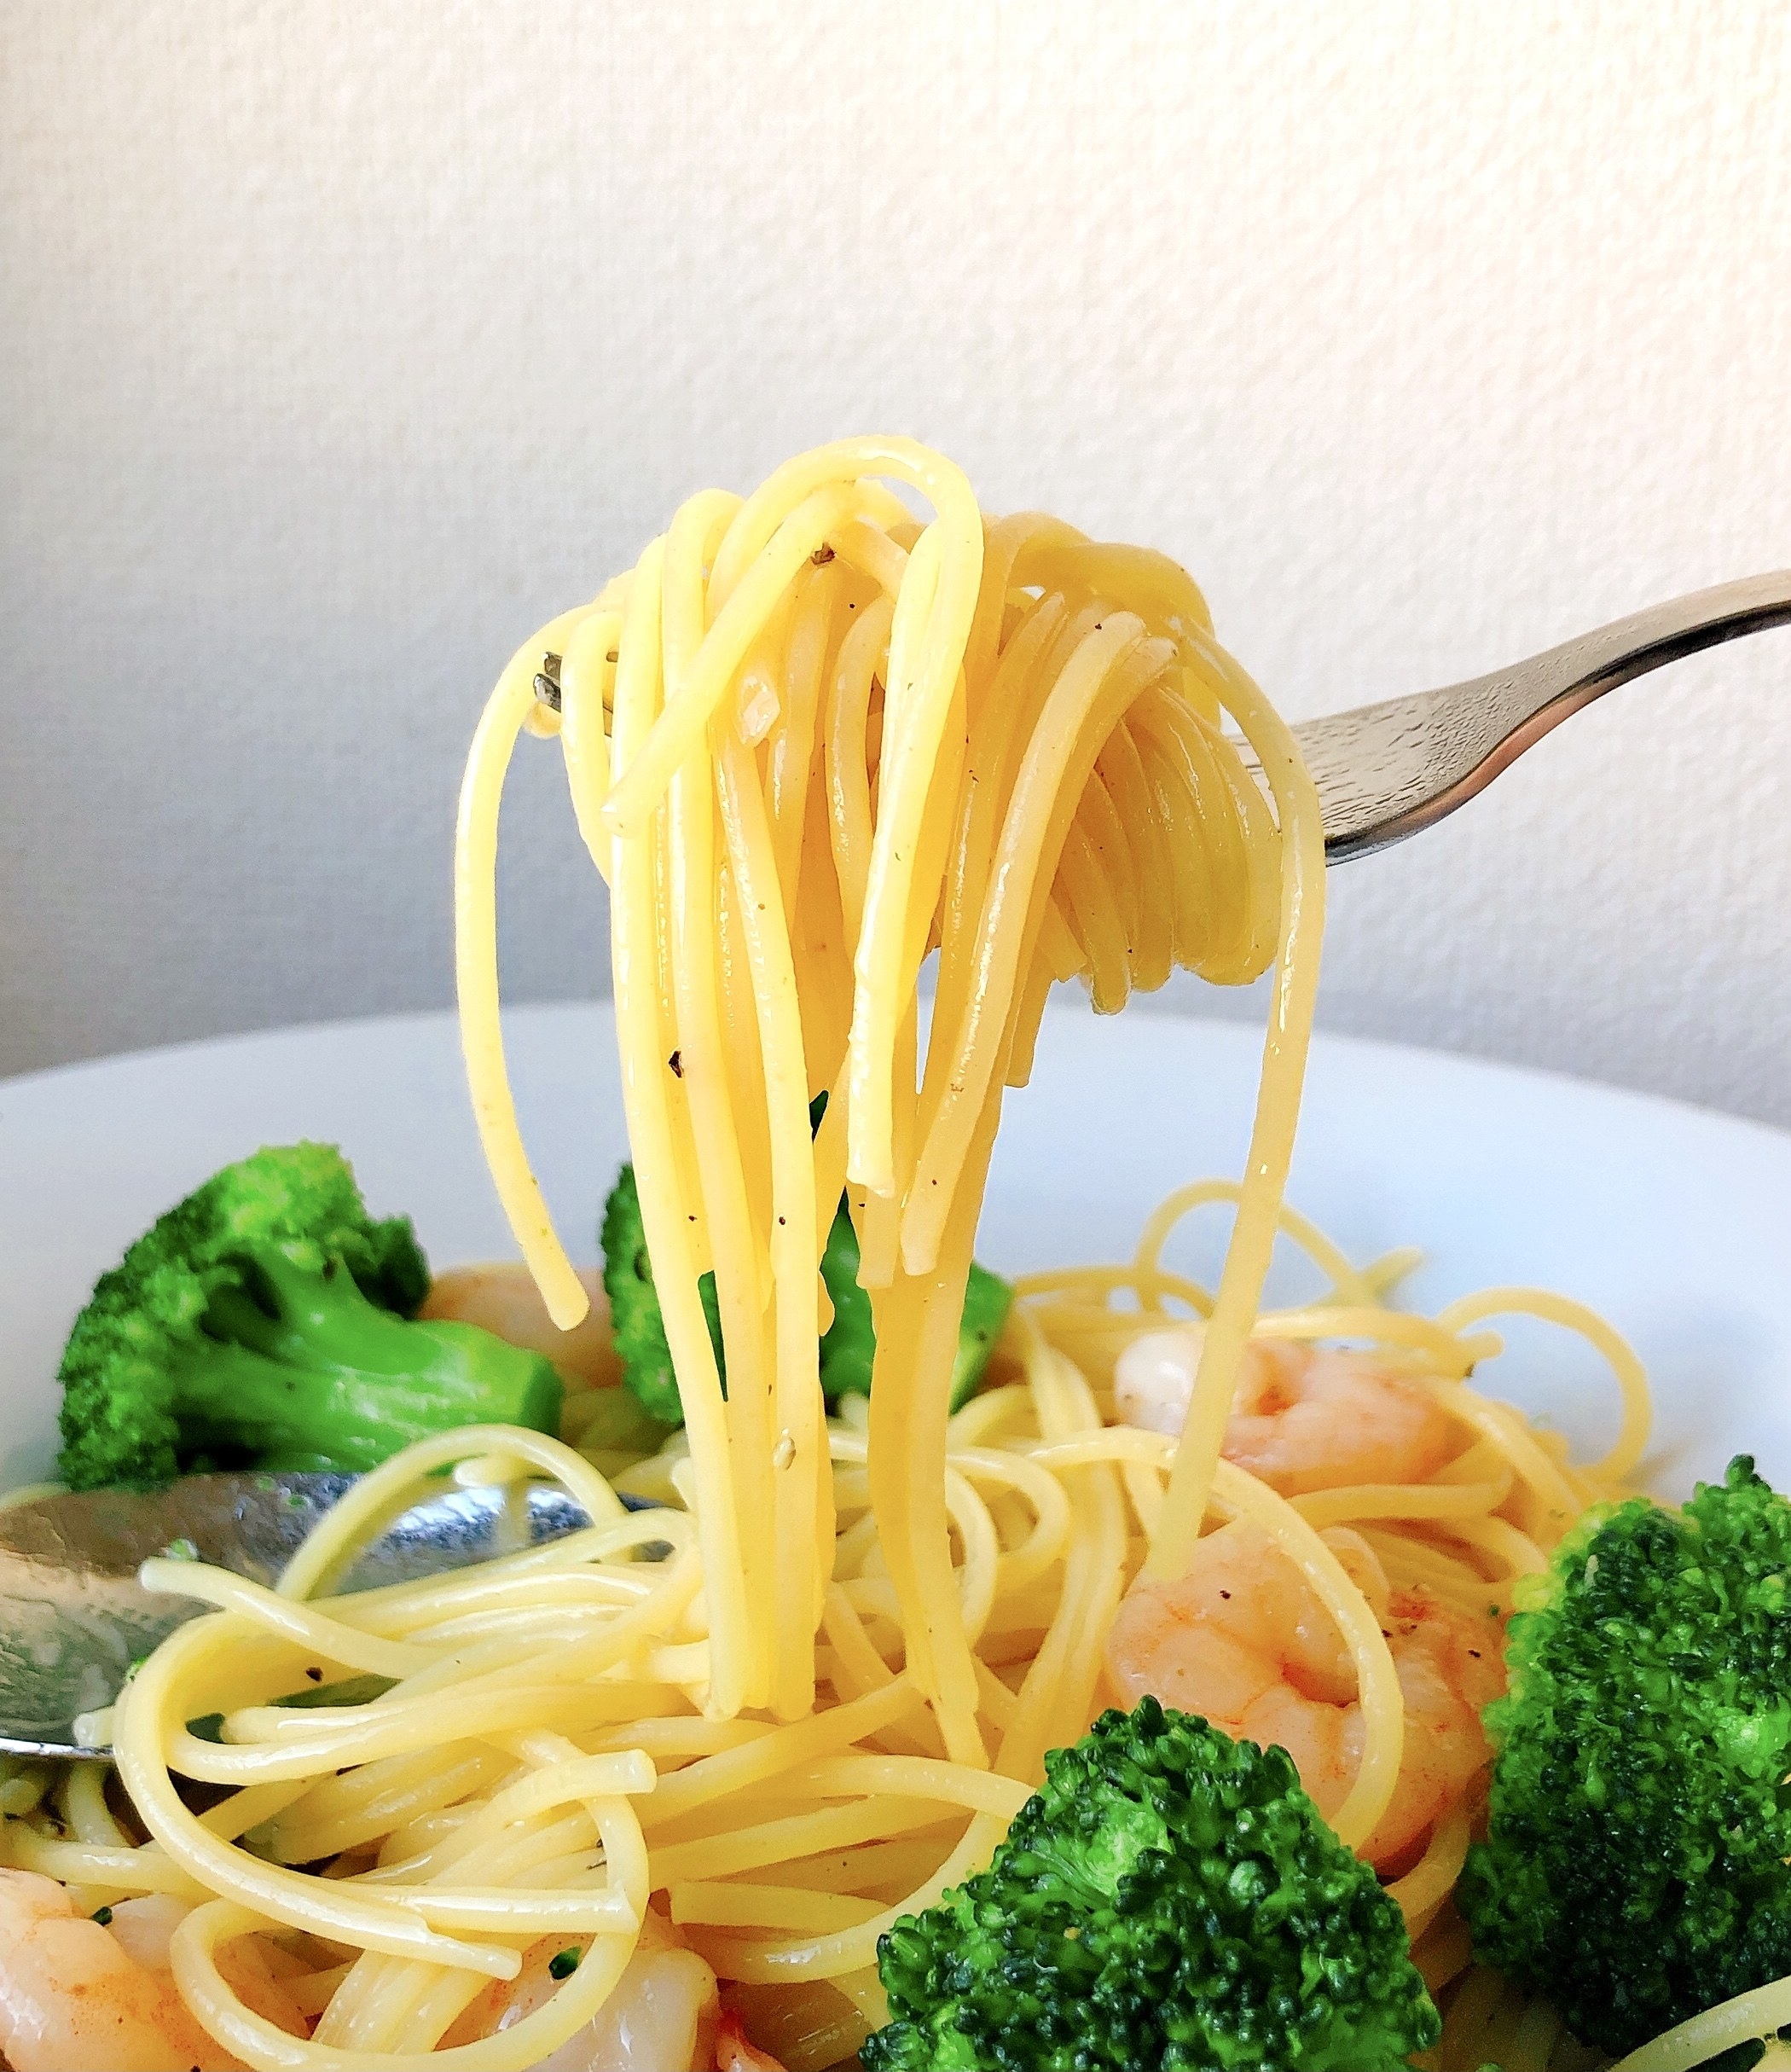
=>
[862,1698,1439,2072]
[600,1168,1012,1427]
[57,1143,564,1489]
[1459,1456,1791,2058]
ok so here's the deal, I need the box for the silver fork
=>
[1270,572,1791,861]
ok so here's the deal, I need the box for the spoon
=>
[0,1473,622,1758]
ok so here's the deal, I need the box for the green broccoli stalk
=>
[1459,1456,1791,2061]
[599,1163,723,1425]
[816,1198,1011,1410]
[601,1166,1013,1428]
[57,1143,564,1489]
[862,1698,1440,2072]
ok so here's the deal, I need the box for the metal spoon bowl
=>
[0,1474,623,1757]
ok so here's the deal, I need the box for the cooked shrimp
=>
[422,1262,619,1390]
[1104,1522,1504,1871]
[443,1907,721,2069]
[1115,1326,1454,1495]
[0,1868,235,2071]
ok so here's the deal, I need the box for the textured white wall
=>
[3,2,1788,1119]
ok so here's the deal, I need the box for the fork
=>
[1266,571,1791,861]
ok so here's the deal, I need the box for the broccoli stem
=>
[173,1252,563,1475]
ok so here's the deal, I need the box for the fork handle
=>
[1297,571,1791,861]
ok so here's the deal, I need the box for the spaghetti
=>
[0,440,1653,2069]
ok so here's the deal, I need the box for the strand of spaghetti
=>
[316,1517,687,1628]
[1435,1965,1508,2070]
[171,1895,641,2072]
[1122,690,1212,971]
[215,1564,693,1731]
[664,490,780,1709]
[829,1429,1006,1644]
[1386,1803,1471,1935]
[946,1384,1040,1448]
[866,1094,1006,1766]
[718,727,830,1715]
[276,1427,623,1602]
[454,605,603,1326]
[388,1751,654,1879]
[1198,689,1283,973]
[1436,1286,1652,1482]
[1252,1306,1486,1375]
[669,1883,884,1933]
[638,1675,919,1829]
[1134,1178,1377,1311]
[1100,722,1174,988]
[60,1759,127,1847]
[698,444,982,1196]
[1022,1426,1180,1473]
[1011,531,1216,645]
[690,1811,1008,1985]
[648,1798,953,1886]
[1127,692,1239,977]
[900,614,1156,1274]
[1208,1459,1403,1849]
[292,1754,512,1862]
[364,1807,595,1896]
[0,1827,207,1897]
[1364,1531,1503,1615]
[924,578,1065,1071]
[1438,1512,1549,1576]
[555,604,623,885]
[259,1751,515,1866]
[1147,635,1325,1581]
[791,1756,1031,1820]
[766,558,843,920]
[820,1585,901,1704]
[948,1445,1074,1589]
[333,1563,681,1642]
[934,591,1073,1013]
[136,1563,437,1679]
[1411,1911,1475,2005]
[1417,1378,1586,1529]
[606,538,753,1717]
[829,513,910,597]
[847,540,984,1182]
[602,479,885,840]
[855,1001,919,1287]
[994,1331,1128,1785]
[176,1680,673,1786]
[704,446,913,608]
[1013,1261,1214,1309]
[1055,818,1132,1008]
[1611,1980,1791,2072]
[1290,1477,1514,1529]
[116,1621,519,1976]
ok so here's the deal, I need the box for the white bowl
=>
[4,1002,1788,1498]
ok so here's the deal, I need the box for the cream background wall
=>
[3,1,1788,1119]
